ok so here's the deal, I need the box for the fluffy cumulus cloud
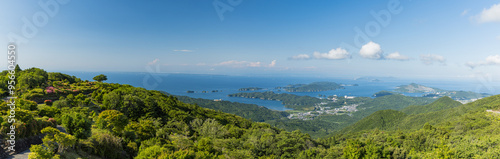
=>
[466,55,500,68]
[360,41,383,59]
[385,52,410,61]
[289,54,311,60]
[313,48,351,60]
[216,60,276,68]
[269,60,277,67]
[420,54,446,65]
[475,3,500,23]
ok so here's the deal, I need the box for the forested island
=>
[228,91,323,110]
[280,82,344,92]
[395,83,490,100]
[372,90,399,97]
[238,87,262,91]
[2,67,500,158]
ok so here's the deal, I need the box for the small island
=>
[394,83,441,93]
[281,82,344,92]
[372,91,398,97]
[238,87,263,91]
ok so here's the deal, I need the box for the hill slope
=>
[340,109,407,134]
[340,95,498,133]
[401,96,462,115]
[322,94,500,158]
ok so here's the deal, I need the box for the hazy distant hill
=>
[395,83,490,100]
[283,82,343,92]
[395,83,442,93]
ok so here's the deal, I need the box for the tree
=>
[93,74,108,82]
[28,144,60,159]
[15,64,22,73]
[61,112,92,139]
[96,110,128,135]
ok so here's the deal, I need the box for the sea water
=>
[63,72,500,111]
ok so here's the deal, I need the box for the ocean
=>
[63,72,500,111]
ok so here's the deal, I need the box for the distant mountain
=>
[238,87,263,91]
[394,83,442,93]
[353,76,397,81]
[395,83,490,100]
[283,82,344,92]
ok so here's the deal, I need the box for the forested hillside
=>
[327,95,500,158]
[401,96,462,115]
[0,67,323,158]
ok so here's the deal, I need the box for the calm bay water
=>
[64,72,499,111]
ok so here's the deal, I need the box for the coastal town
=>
[287,95,361,120]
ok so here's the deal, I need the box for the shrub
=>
[89,132,128,159]
[96,110,128,135]
[44,100,53,106]
[16,98,38,111]
[60,112,92,139]
[48,118,57,127]
[53,99,69,108]
[28,144,60,159]
[135,145,170,159]
[39,106,61,118]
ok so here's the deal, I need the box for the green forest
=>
[1,67,500,158]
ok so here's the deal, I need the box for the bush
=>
[23,88,45,100]
[96,110,128,135]
[44,100,53,106]
[39,106,61,118]
[135,145,169,159]
[60,112,92,139]
[16,98,38,111]
[89,132,128,159]
[28,144,60,159]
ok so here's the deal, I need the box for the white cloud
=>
[313,48,351,60]
[173,49,193,52]
[466,55,500,68]
[269,60,277,67]
[461,9,469,16]
[497,35,500,40]
[217,60,259,67]
[248,62,261,67]
[216,60,277,68]
[385,52,410,61]
[475,3,500,23]
[289,54,311,60]
[148,58,159,65]
[360,41,383,59]
[420,54,446,65]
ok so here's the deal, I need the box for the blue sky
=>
[1,0,500,80]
